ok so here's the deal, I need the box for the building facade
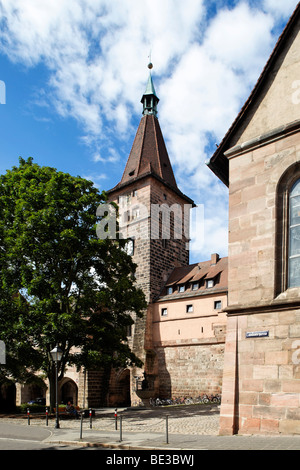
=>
[208,3,300,435]
[106,68,228,405]
[11,6,300,438]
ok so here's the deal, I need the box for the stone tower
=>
[107,66,194,403]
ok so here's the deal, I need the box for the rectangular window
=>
[214,300,222,310]
[178,285,185,293]
[167,286,173,295]
[132,208,140,219]
[206,279,214,288]
[186,304,193,313]
[123,210,130,223]
[161,308,168,316]
[192,282,199,291]
[162,239,168,249]
[126,324,132,337]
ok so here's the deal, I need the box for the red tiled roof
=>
[107,113,195,205]
[162,256,228,297]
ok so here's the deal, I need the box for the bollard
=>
[115,408,118,430]
[27,408,30,425]
[166,415,169,444]
[119,416,122,442]
[89,408,92,429]
[80,412,83,440]
[45,407,48,426]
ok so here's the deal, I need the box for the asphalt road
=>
[0,422,95,450]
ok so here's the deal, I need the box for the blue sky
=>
[0,0,298,264]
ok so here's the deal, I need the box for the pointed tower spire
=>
[141,62,159,117]
[107,65,194,208]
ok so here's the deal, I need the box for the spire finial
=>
[148,50,153,71]
[141,55,159,117]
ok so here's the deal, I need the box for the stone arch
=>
[60,378,78,406]
[0,380,16,412]
[108,368,131,407]
[116,369,131,406]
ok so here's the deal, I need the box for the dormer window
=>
[167,286,173,295]
[192,282,199,291]
[178,285,185,293]
[206,279,214,288]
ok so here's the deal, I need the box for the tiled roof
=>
[160,255,228,299]
[109,114,177,191]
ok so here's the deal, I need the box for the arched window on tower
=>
[289,179,300,288]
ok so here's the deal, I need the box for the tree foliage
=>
[0,158,146,403]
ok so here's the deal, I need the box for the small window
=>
[186,304,193,313]
[214,300,222,310]
[132,189,137,197]
[132,207,140,220]
[167,286,173,295]
[206,279,214,288]
[178,285,185,293]
[126,324,132,337]
[124,210,131,223]
[161,308,168,316]
[192,282,199,291]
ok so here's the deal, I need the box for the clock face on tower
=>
[124,239,134,256]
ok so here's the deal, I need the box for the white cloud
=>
[263,0,298,18]
[0,0,297,260]
[159,2,275,195]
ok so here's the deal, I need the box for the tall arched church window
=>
[275,163,300,295]
[289,179,300,288]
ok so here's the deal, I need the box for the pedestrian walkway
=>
[2,404,300,450]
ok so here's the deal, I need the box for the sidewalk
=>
[44,426,300,451]
[3,405,300,450]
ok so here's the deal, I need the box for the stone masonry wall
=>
[220,129,300,435]
[228,131,300,308]
[156,342,225,398]
[220,309,300,435]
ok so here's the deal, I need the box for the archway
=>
[60,378,78,406]
[116,369,131,407]
[0,381,16,412]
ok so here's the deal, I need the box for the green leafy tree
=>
[0,157,146,410]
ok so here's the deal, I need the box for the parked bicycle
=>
[149,394,221,406]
